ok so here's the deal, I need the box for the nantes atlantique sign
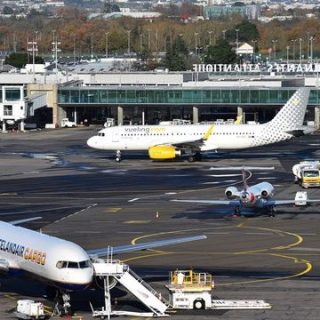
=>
[193,63,320,73]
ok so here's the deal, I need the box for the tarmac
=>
[0,126,320,319]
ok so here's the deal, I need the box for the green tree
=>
[2,6,14,14]
[5,53,44,68]
[164,36,189,71]
[204,39,237,64]
[235,20,259,42]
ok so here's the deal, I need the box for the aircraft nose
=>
[87,136,97,149]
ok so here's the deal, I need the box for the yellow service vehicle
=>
[292,161,320,188]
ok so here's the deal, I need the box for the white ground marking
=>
[209,166,275,171]
[201,181,224,185]
[257,177,276,180]
[165,192,177,195]
[128,198,140,202]
[208,174,241,177]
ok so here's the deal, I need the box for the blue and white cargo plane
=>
[87,88,311,162]
[0,218,206,315]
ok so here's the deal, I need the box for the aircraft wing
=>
[266,200,296,206]
[155,124,217,151]
[285,126,317,137]
[265,199,320,206]
[171,199,240,206]
[9,217,42,225]
[86,234,207,258]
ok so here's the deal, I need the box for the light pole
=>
[72,34,77,64]
[251,40,257,63]
[147,29,151,51]
[286,46,290,64]
[127,30,131,56]
[105,32,109,58]
[299,38,303,64]
[222,30,226,40]
[194,32,199,55]
[306,32,310,61]
[27,31,38,81]
[235,28,239,53]
[51,30,61,76]
[139,33,143,53]
[208,31,213,46]
[272,39,278,61]
[310,36,314,64]
[291,39,296,62]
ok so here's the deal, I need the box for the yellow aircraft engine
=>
[148,145,181,160]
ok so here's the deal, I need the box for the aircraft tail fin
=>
[242,168,249,191]
[269,87,310,131]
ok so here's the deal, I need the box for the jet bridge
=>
[92,257,169,318]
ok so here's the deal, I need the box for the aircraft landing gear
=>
[47,286,72,316]
[54,292,72,316]
[269,206,275,217]
[187,152,202,162]
[234,206,241,216]
[115,150,121,162]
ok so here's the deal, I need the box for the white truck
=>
[14,300,46,319]
[60,118,77,128]
[292,161,320,188]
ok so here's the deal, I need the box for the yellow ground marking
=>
[3,294,16,300]
[220,253,312,287]
[127,225,312,286]
[124,220,151,224]
[236,221,247,228]
[105,207,122,213]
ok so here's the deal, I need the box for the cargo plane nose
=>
[87,136,98,149]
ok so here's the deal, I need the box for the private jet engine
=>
[256,182,274,199]
[225,187,239,199]
[148,145,181,160]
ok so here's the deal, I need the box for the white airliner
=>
[0,218,206,315]
[172,170,320,216]
[87,88,311,162]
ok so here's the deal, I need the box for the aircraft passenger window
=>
[68,262,79,269]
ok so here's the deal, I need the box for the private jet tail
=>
[256,87,310,145]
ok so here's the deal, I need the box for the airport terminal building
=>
[1,62,320,129]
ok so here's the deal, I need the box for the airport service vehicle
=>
[87,88,311,162]
[166,269,271,311]
[172,169,320,216]
[60,118,76,128]
[91,267,271,318]
[0,217,205,316]
[292,161,320,188]
[14,300,46,319]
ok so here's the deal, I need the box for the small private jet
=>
[172,170,320,216]
[0,217,206,315]
[87,87,311,162]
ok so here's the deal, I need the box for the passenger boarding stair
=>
[92,257,169,318]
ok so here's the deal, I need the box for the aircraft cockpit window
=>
[56,261,68,269]
[98,133,105,137]
[68,261,79,269]
[79,260,91,268]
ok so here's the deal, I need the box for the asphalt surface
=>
[0,126,320,320]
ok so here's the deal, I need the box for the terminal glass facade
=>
[58,87,320,106]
